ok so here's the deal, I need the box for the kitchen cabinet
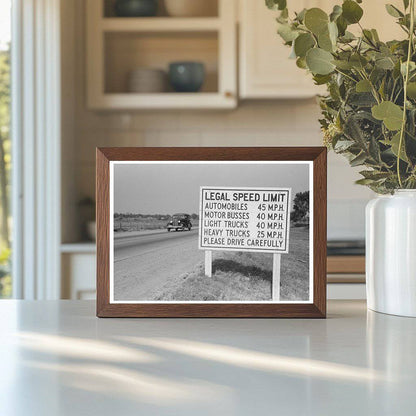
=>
[86,0,237,109]
[239,0,322,99]
[238,0,404,99]
[61,244,96,300]
[87,0,404,108]
[60,247,366,300]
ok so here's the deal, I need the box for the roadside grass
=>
[114,216,199,232]
[114,217,168,232]
[156,226,309,301]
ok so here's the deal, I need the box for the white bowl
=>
[127,68,167,93]
[164,0,217,17]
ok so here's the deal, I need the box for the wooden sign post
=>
[199,187,291,301]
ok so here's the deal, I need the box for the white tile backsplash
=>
[328,199,368,240]
[63,0,371,243]
[73,99,371,240]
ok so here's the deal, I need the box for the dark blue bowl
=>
[169,62,205,93]
[114,0,158,17]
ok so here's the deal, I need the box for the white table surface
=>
[0,300,415,416]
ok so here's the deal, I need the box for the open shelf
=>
[103,0,219,18]
[104,31,219,94]
[101,17,221,32]
[86,0,236,109]
[91,93,235,109]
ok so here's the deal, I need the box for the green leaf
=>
[334,139,355,152]
[360,170,391,180]
[403,0,410,9]
[385,4,403,18]
[342,0,363,24]
[266,0,287,11]
[371,29,380,42]
[375,56,395,70]
[306,48,335,75]
[294,33,315,57]
[407,82,416,99]
[276,9,288,24]
[317,23,338,53]
[333,59,353,70]
[399,14,411,29]
[369,136,381,162]
[371,67,386,84]
[296,57,307,69]
[328,21,338,45]
[340,31,356,42]
[295,8,307,22]
[379,78,386,99]
[344,114,368,147]
[363,29,375,44]
[372,101,404,130]
[356,178,377,185]
[393,61,402,79]
[280,8,289,19]
[356,79,372,92]
[349,92,376,107]
[304,8,329,35]
[313,74,332,85]
[350,53,368,69]
[350,152,368,167]
[382,132,409,162]
[401,61,416,76]
[336,15,348,36]
[318,32,333,52]
[330,5,343,21]
[277,23,299,42]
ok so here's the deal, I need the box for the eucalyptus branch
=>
[397,0,415,188]
[393,85,404,103]
[358,69,381,104]
[334,68,358,83]
[390,79,398,101]
[267,0,416,193]
[358,22,378,49]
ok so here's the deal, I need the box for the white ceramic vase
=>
[366,190,416,317]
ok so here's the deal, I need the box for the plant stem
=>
[334,68,357,83]
[397,0,415,188]
[358,69,380,104]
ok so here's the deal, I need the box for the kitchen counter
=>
[0,300,415,415]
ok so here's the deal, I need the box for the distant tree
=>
[0,47,10,248]
[191,213,199,220]
[291,191,309,223]
[0,44,11,297]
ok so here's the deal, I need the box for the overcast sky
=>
[113,162,310,214]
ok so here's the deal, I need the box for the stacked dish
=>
[127,68,167,93]
[164,0,217,17]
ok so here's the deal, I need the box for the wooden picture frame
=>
[96,147,327,318]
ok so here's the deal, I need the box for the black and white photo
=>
[110,161,313,303]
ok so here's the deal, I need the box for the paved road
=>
[114,229,203,301]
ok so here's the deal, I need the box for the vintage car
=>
[167,213,192,232]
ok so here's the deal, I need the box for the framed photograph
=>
[96,147,327,318]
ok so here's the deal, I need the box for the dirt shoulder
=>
[155,226,310,301]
